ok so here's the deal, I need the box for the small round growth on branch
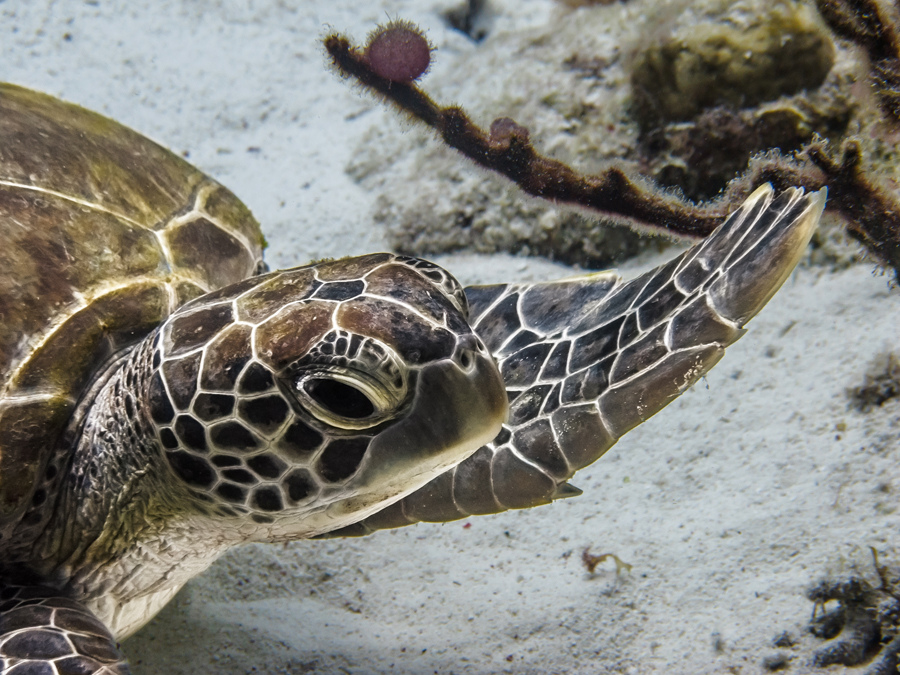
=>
[489,117,531,149]
[364,20,433,83]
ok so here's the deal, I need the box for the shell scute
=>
[202,183,267,251]
[0,83,265,520]
[14,282,169,395]
[164,215,257,291]
[173,281,209,308]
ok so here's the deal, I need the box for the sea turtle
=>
[0,81,824,674]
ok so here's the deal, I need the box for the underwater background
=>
[4,0,900,672]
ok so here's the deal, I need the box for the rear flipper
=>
[0,572,129,675]
[329,184,826,536]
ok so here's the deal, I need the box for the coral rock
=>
[630,1,836,129]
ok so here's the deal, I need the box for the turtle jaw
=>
[301,349,507,536]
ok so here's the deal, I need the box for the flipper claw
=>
[552,482,583,500]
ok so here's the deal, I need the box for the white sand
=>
[5,1,900,673]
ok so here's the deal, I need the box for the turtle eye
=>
[303,378,375,419]
[292,369,401,431]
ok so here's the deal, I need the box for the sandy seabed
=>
[4,1,900,673]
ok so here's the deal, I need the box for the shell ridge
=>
[0,179,145,229]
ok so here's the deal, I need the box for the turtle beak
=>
[326,348,507,520]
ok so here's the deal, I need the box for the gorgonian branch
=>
[324,32,729,239]
[815,0,900,123]
[324,24,900,280]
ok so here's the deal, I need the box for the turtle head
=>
[145,253,506,536]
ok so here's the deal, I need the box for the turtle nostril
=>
[454,335,483,371]
[457,348,475,371]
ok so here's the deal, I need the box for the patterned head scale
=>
[147,253,507,536]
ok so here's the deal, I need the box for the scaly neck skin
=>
[29,335,245,638]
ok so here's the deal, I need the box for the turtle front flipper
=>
[326,184,825,536]
[0,572,129,674]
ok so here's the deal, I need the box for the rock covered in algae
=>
[349,0,862,267]
[644,87,854,200]
[630,0,836,129]
[348,2,663,268]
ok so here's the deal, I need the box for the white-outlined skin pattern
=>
[0,79,824,675]
[328,185,825,535]
[148,254,500,523]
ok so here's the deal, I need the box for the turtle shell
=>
[0,83,265,522]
